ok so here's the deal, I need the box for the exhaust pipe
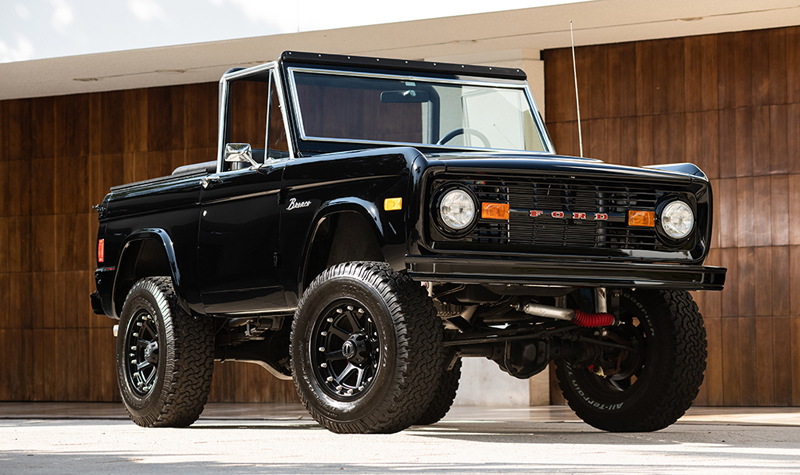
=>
[514,302,616,328]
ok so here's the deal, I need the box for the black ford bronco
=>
[91,51,726,434]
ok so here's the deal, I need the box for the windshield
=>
[290,69,548,152]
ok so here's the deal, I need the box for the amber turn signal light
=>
[628,210,655,227]
[384,197,402,211]
[481,202,510,220]
[98,239,105,263]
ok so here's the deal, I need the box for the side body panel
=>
[198,164,286,314]
[98,173,204,317]
[279,147,421,306]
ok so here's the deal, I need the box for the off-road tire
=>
[555,289,706,432]
[116,277,214,428]
[291,262,443,434]
[414,358,461,425]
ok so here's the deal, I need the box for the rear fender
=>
[112,228,190,317]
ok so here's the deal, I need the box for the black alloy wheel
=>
[124,309,160,396]
[312,301,380,399]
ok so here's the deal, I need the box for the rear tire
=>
[555,289,706,432]
[291,262,443,434]
[116,277,214,428]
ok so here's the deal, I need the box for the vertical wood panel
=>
[787,26,800,104]
[735,108,754,177]
[753,177,772,247]
[755,317,775,406]
[770,105,788,174]
[753,106,771,176]
[718,179,738,248]
[754,247,773,317]
[751,30,771,107]
[773,316,793,405]
[721,317,741,405]
[789,104,800,174]
[794,316,800,405]
[769,28,787,105]
[704,317,724,406]
[738,317,758,406]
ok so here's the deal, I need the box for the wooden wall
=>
[3,25,799,407]
[544,26,800,406]
[0,83,297,403]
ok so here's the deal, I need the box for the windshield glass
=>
[291,70,547,152]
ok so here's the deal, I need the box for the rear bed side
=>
[94,173,205,319]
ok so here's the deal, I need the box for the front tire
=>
[555,290,706,432]
[116,277,214,428]
[291,262,443,434]
[414,358,461,425]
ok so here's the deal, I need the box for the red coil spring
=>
[572,310,615,327]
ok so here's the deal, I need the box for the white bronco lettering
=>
[286,198,311,210]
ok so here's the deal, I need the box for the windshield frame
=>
[286,66,555,155]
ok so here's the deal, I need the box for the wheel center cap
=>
[342,340,356,359]
[341,334,368,364]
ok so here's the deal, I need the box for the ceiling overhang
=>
[1,0,798,100]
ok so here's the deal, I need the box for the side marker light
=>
[98,239,105,263]
[384,197,402,211]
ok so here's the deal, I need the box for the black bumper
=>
[406,255,726,291]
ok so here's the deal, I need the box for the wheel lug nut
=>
[326,376,334,382]
[318,347,325,352]
[321,331,328,336]
[358,309,364,314]
[347,389,353,395]
[327,318,333,322]
[130,346,136,350]
[347,306,353,311]
[131,360,137,364]
[321,363,327,368]
[336,309,343,314]
[336,385,343,391]
[136,322,142,327]
[358,385,364,391]
[132,333,138,337]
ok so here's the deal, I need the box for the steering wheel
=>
[436,128,491,147]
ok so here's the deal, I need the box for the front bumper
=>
[406,255,726,291]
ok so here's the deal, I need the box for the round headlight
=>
[439,189,476,231]
[660,200,694,240]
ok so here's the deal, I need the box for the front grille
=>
[436,175,682,251]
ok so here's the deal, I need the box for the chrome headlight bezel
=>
[659,199,695,241]
[434,186,478,237]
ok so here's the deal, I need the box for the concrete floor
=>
[2,403,800,474]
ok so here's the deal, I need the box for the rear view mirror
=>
[380,89,430,103]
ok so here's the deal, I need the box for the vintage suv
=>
[91,51,725,434]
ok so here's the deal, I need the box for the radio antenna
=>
[570,20,584,158]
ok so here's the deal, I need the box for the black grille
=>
[439,176,678,251]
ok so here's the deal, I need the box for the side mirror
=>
[224,143,259,169]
